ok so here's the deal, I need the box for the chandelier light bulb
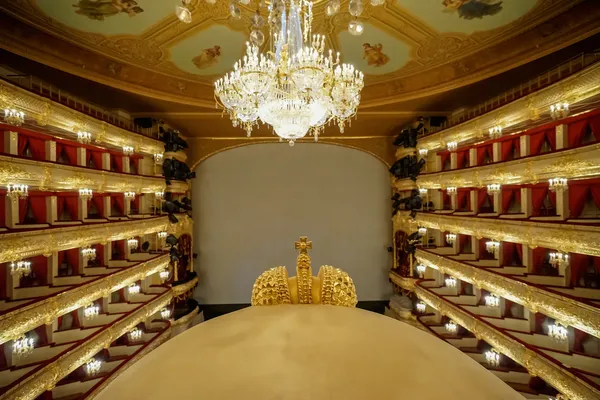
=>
[418,227,427,236]
[348,0,364,16]
[485,241,500,257]
[7,184,28,199]
[83,303,100,319]
[487,184,501,194]
[124,191,136,199]
[159,269,170,281]
[128,283,140,294]
[484,294,500,308]
[79,188,93,200]
[485,349,500,367]
[488,126,502,139]
[418,148,428,157]
[10,260,32,279]
[418,188,428,195]
[445,320,457,333]
[157,231,168,239]
[549,178,567,192]
[122,146,134,156]
[548,322,568,342]
[348,20,364,36]
[416,264,426,277]
[129,328,143,341]
[155,191,165,200]
[326,0,340,16]
[153,153,164,163]
[445,277,457,288]
[77,131,92,144]
[127,238,139,250]
[81,246,96,261]
[12,335,35,359]
[446,187,457,195]
[4,109,25,126]
[416,301,426,313]
[550,102,569,120]
[85,358,102,376]
[161,308,171,319]
[549,252,569,269]
[445,233,456,245]
[447,141,458,151]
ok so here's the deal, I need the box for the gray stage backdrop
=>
[192,143,393,304]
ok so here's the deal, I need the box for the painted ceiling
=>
[0,0,591,110]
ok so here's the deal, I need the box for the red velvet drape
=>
[29,195,47,224]
[95,244,105,267]
[132,194,141,214]
[112,154,123,173]
[477,187,491,210]
[90,150,104,170]
[56,196,66,221]
[500,138,520,161]
[568,180,600,218]
[438,151,451,171]
[532,247,547,274]
[516,243,523,262]
[112,194,124,216]
[64,196,79,220]
[29,255,48,285]
[130,155,142,175]
[476,145,492,165]
[590,114,600,141]
[91,194,104,217]
[568,119,591,148]
[65,248,80,274]
[17,135,29,156]
[502,242,516,265]
[17,134,47,160]
[456,150,468,169]
[442,190,451,209]
[0,195,5,227]
[18,198,28,224]
[457,189,470,210]
[458,234,468,253]
[569,253,592,287]
[531,184,554,217]
[530,129,555,156]
[501,187,521,213]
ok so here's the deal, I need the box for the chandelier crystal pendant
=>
[214,0,364,146]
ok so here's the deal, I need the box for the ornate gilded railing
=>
[171,305,200,328]
[0,79,163,156]
[0,214,193,264]
[413,142,600,190]
[0,254,170,345]
[415,249,600,338]
[415,284,600,400]
[172,275,199,298]
[415,61,600,152]
[389,271,417,292]
[393,212,600,258]
[0,292,173,400]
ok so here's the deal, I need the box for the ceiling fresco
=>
[0,0,598,110]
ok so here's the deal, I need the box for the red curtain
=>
[477,187,490,210]
[530,129,555,156]
[114,240,126,260]
[501,187,521,213]
[17,135,29,156]
[573,329,589,353]
[531,185,550,217]
[95,244,105,267]
[456,150,468,169]
[28,137,46,160]
[476,145,492,165]
[65,248,80,274]
[458,234,468,253]
[55,142,64,162]
[18,198,28,224]
[568,119,590,147]
[569,253,592,286]
[500,138,520,161]
[131,155,142,175]
[502,242,516,265]
[91,194,104,217]
[30,255,48,284]
[590,114,600,141]
[457,189,470,210]
[63,145,77,165]
[516,244,523,264]
[112,194,124,216]
[90,150,104,170]
[132,194,142,214]
[29,195,47,224]
[0,195,4,227]
[567,180,600,218]
[442,190,451,209]
[64,196,79,220]
[438,151,451,171]
[56,196,66,221]
[112,154,123,173]
[532,248,547,274]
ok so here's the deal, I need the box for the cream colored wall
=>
[192,143,393,304]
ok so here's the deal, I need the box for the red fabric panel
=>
[529,129,554,156]
[17,135,29,156]
[91,194,104,217]
[63,144,77,165]
[112,194,124,216]
[0,195,4,227]
[476,145,492,165]
[516,244,523,263]
[532,248,547,274]
[531,185,549,217]
[132,195,140,213]
[439,151,451,171]
[502,242,515,265]
[65,248,80,274]
[456,150,468,169]
[568,184,589,218]
[28,137,46,160]
[591,186,600,209]
[95,244,105,267]
[55,141,64,162]
[131,155,142,174]
[500,138,519,161]
[29,195,47,224]
[56,196,65,221]
[457,189,470,210]
[115,240,126,260]
[112,154,123,173]
[570,253,592,287]
[568,119,590,147]
[90,150,104,170]
[458,234,468,253]
[590,114,600,141]
[64,196,79,220]
[546,129,557,150]
[501,188,521,213]
[442,190,451,209]
[573,329,588,353]
[29,255,48,284]
[477,187,490,209]
[18,197,28,223]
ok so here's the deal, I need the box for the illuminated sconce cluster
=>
[446,187,457,195]
[445,233,457,245]
[550,103,569,120]
[157,231,168,239]
[128,283,140,294]
[416,301,427,314]
[4,109,25,126]
[549,178,568,192]
[445,320,458,333]
[122,146,134,156]
[77,131,92,144]
[127,238,139,250]
[445,276,457,288]
[159,269,170,281]
[484,349,501,367]
[418,148,428,157]
[418,227,427,236]
[418,188,428,195]
[484,294,500,308]
[79,188,93,200]
[83,303,100,320]
[153,153,164,163]
[488,126,502,139]
[81,246,96,261]
[160,308,171,320]
[487,184,501,195]
[485,241,500,257]
[7,184,28,199]
[548,322,568,342]
[129,327,143,341]
[447,141,458,152]
[85,358,102,376]
[549,252,569,269]
[12,335,35,359]
[10,260,32,278]
[155,191,165,201]
[124,191,136,199]
[416,264,427,278]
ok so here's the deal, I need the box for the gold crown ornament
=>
[251,236,358,307]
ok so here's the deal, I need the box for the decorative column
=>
[102,242,112,266]
[492,142,502,163]
[3,131,18,155]
[555,189,569,220]
[522,246,534,273]
[45,141,56,162]
[431,190,443,211]
[449,191,457,210]
[472,236,480,259]
[555,124,569,150]
[122,156,131,173]
[124,194,132,216]
[76,147,86,167]
[521,188,532,218]
[450,152,457,170]
[470,190,479,214]
[78,197,88,220]
[492,191,502,214]
[468,148,477,167]
[101,153,111,171]
[435,154,442,172]
[46,196,57,223]
[5,195,19,228]
[47,252,58,285]
[102,196,111,218]
[520,135,530,157]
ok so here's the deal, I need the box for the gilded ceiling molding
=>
[0,292,173,400]
[389,271,417,292]
[0,155,178,194]
[0,254,169,346]
[415,286,600,400]
[415,249,600,339]
[415,61,600,152]
[85,326,172,400]
[187,137,395,170]
[409,142,600,190]
[0,79,163,155]
[0,214,193,264]
[393,212,600,258]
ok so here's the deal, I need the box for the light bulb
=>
[326,0,340,16]
[348,20,364,36]
[176,6,192,23]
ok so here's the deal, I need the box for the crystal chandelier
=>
[160,308,171,319]
[123,146,134,156]
[81,246,96,261]
[214,0,364,146]
[176,0,192,23]
[129,328,143,341]
[128,283,140,294]
[79,188,93,200]
[484,294,500,307]
[446,187,457,195]
[325,0,385,35]
[85,358,102,376]
[159,269,170,281]
[10,260,32,279]
[445,277,457,288]
[157,231,168,239]
[83,303,100,320]
[417,227,427,236]
[484,349,500,367]
[153,153,164,163]
[548,322,568,342]
[12,335,35,359]
[549,252,569,269]
[447,141,458,151]
[488,126,502,139]
[127,238,139,250]
[415,301,426,313]
[418,148,428,157]
[550,102,569,120]
[485,241,500,257]
[155,191,165,201]
[487,183,501,194]
[77,131,92,144]
[7,184,28,199]
[549,178,568,192]
[445,320,458,333]
[124,191,136,199]
[4,109,25,126]
[418,188,428,195]
[445,233,456,245]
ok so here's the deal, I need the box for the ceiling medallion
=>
[213,0,364,146]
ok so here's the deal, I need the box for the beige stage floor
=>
[95,305,522,400]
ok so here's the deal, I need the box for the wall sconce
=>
[445,233,457,245]
[79,188,93,200]
[550,103,569,120]
[418,188,428,195]
[446,187,457,195]
[83,303,99,320]
[445,276,457,288]
[416,301,426,313]
[10,260,32,279]
[81,246,96,261]
[129,328,143,341]
[487,184,501,194]
[160,308,171,319]
[12,335,35,359]
[445,320,458,333]
[122,146,134,156]
[447,142,458,152]
[128,283,140,294]
[416,264,426,277]
[418,227,427,236]
[548,322,568,342]
[549,178,567,192]
[7,184,28,199]
[127,238,139,250]
[157,231,168,239]
[549,252,569,269]
[85,358,102,376]
[418,148,428,157]
[154,191,165,201]
[4,109,25,126]
[77,131,92,144]
[485,294,500,308]
[488,126,502,139]
[159,269,170,281]
[484,349,501,367]
[124,191,136,199]
[485,241,500,257]
[153,153,164,163]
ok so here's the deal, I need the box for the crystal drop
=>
[348,0,363,17]
[251,12,265,28]
[370,0,385,5]
[250,30,265,46]
[230,3,241,19]
[289,140,295,147]
[348,20,364,36]
[176,6,192,23]
[326,0,340,16]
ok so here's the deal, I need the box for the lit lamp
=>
[485,241,500,257]
[122,146,134,156]
[7,184,28,199]
[550,103,569,120]
[157,231,168,239]
[487,184,501,194]
[418,188,428,196]
[484,294,500,308]
[484,349,501,367]
[10,261,31,279]
[445,277,457,288]
[153,153,164,163]
[77,131,92,144]
[85,358,102,376]
[418,148,428,157]
[446,187,457,195]
[447,142,458,152]
[160,308,171,320]
[83,303,99,320]
[549,252,569,269]
[12,335,35,359]
[154,191,165,201]
[416,301,426,313]
[128,283,140,294]
[79,188,93,200]
[418,227,427,236]
[488,126,502,139]
[81,246,96,261]
[548,322,568,342]
[4,109,25,126]
[445,233,457,245]
[549,178,567,193]
[159,269,170,282]
[124,191,136,199]
[129,328,143,341]
[127,238,139,250]
[416,264,427,278]
[445,320,458,333]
